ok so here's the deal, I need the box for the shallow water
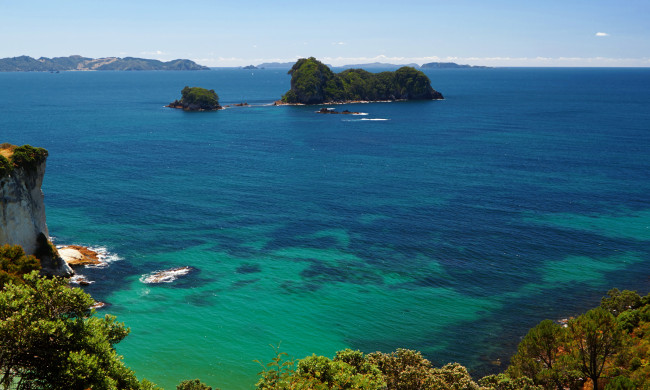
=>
[1,67,649,389]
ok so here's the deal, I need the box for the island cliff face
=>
[0,144,73,276]
[281,57,443,104]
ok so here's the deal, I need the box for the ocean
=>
[1,67,649,389]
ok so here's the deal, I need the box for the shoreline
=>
[273,98,443,106]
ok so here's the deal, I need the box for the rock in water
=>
[140,266,195,284]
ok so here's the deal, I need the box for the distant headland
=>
[277,57,443,105]
[0,55,210,72]
[421,62,489,69]
[252,61,488,70]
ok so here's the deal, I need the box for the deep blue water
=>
[1,67,649,389]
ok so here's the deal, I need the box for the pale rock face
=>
[0,161,73,276]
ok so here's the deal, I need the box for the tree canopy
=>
[507,289,650,390]
[0,244,41,289]
[176,86,220,110]
[281,57,443,104]
[0,271,158,390]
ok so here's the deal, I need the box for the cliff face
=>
[0,157,73,276]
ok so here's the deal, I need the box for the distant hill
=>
[338,62,421,70]
[256,61,335,69]
[0,55,210,72]
[256,62,296,69]
[420,62,488,69]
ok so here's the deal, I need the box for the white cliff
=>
[0,146,73,276]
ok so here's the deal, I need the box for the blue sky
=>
[1,0,648,67]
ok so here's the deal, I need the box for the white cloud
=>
[332,42,346,45]
[595,32,609,37]
[140,50,167,56]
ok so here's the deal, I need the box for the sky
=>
[1,0,649,67]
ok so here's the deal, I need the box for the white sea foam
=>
[87,246,122,268]
[361,118,390,121]
[352,112,369,116]
[70,274,94,285]
[54,243,122,268]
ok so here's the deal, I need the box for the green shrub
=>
[0,155,11,177]
[605,376,636,390]
[10,144,48,171]
[0,244,41,289]
[177,379,215,390]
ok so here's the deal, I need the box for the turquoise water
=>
[1,68,649,389]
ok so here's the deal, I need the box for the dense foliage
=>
[0,144,49,175]
[176,379,216,390]
[0,155,11,177]
[0,244,41,289]
[281,57,443,104]
[0,272,159,390]
[169,86,221,111]
[254,347,537,390]
[508,289,650,390]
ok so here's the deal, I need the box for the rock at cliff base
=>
[58,245,102,266]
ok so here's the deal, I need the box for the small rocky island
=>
[167,86,222,111]
[279,57,443,105]
[316,108,361,115]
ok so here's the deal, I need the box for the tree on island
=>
[281,57,443,104]
[168,86,221,111]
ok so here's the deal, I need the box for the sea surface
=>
[1,67,649,389]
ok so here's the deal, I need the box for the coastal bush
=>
[10,144,48,171]
[478,373,542,390]
[567,307,624,390]
[0,244,41,289]
[177,379,215,390]
[281,57,443,104]
[601,288,642,316]
[506,319,571,389]
[0,155,11,177]
[0,271,158,389]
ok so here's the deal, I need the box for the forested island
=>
[279,57,444,104]
[167,86,222,111]
[0,55,209,72]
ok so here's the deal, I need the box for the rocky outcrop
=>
[316,108,361,114]
[58,245,102,266]
[0,147,73,276]
[140,266,195,283]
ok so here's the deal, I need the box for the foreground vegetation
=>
[281,57,444,104]
[0,244,648,389]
